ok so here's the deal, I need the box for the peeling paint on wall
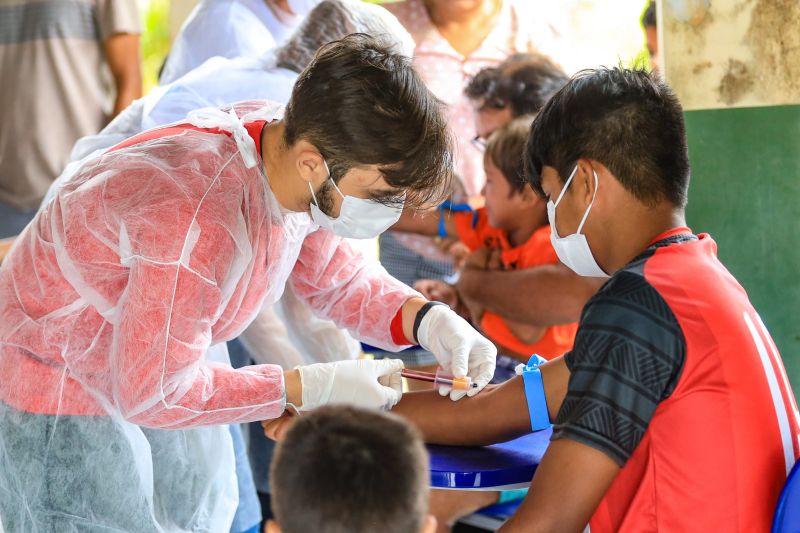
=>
[718,59,753,105]
[747,0,800,101]
[663,0,800,110]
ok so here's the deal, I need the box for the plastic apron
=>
[0,103,290,532]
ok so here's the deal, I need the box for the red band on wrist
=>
[390,308,412,346]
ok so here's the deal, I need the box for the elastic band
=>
[438,208,448,238]
[412,301,447,345]
[518,354,550,431]
[390,308,410,345]
[552,165,578,206]
[576,170,599,234]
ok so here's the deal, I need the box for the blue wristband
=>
[438,201,475,238]
[437,207,448,238]
[519,354,550,431]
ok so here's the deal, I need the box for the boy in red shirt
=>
[396,117,578,361]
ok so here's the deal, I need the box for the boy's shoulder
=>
[588,232,700,306]
[577,233,701,356]
[454,208,499,251]
[513,225,557,268]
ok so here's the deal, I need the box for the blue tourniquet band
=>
[519,354,550,431]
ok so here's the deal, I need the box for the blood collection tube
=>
[401,367,476,391]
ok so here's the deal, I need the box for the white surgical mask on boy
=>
[309,161,404,240]
[547,165,609,278]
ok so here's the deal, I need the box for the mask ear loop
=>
[308,182,320,206]
[553,165,579,207]
[308,158,332,207]
[322,159,345,200]
[576,170,600,235]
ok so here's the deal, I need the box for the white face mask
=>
[308,162,404,240]
[547,165,609,278]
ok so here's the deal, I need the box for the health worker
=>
[0,34,496,532]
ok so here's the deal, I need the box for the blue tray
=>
[428,429,551,490]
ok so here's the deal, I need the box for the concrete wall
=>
[661,0,800,110]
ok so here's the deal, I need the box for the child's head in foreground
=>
[268,405,436,533]
[483,115,547,231]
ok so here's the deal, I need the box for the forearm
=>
[112,82,140,117]
[284,369,302,406]
[394,354,571,446]
[391,207,458,238]
[291,232,420,351]
[105,33,142,117]
[392,378,531,445]
[391,208,439,236]
[119,361,287,428]
[401,297,427,343]
[458,265,602,326]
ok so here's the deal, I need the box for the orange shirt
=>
[455,208,577,359]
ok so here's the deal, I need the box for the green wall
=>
[684,105,800,395]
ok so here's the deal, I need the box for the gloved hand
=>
[294,359,404,412]
[416,304,497,400]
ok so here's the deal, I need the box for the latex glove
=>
[295,359,404,412]
[416,305,497,400]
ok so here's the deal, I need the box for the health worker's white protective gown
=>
[0,101,415,532]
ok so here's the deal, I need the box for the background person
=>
[378,0,567,336]
[403,117,579,363]
[465,52,568,146]
[160,0,322,84]
[453,54,603,353]
[0,0,142,238]
[642,1,658,73]
[379,0,569,376]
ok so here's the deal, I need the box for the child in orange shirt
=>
[395,117,577,361]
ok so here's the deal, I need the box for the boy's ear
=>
[266,519,282,533]
[421,514,438,533]
[519,185,541,205]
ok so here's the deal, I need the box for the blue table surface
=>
[428,429,552,489]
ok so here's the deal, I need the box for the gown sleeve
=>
[289,229,419,352]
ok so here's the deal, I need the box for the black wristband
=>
[412,301,448,345]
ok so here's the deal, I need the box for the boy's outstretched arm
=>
[395,355,620,533]
[390,207,459,237]
[392,357,570,446]
[458,264,602,326]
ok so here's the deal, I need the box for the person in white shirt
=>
[160,0,323,84]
